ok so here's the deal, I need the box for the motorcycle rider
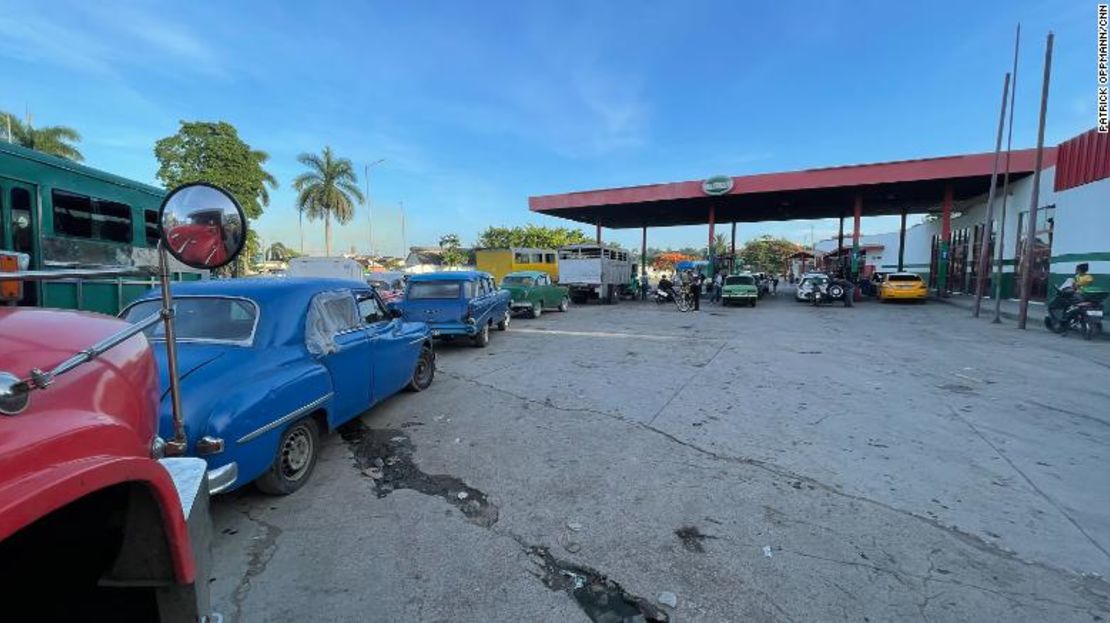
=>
[1048,263,1094,329]
[1075,263,1094,292]
[657,274,675,302]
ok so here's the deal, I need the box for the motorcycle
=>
[1044,284,1105,340]
[653,284,691,312]
[812,279,854,307]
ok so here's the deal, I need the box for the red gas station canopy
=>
[529,148,1057,228]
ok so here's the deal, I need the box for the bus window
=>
[93,199,132,243]
[11,187,33,255]
[531,253,542,263]
[53,190,94,238]
[544,253,555,263]
[145,209,160,246]
[514,252,528,263]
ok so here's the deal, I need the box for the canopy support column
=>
[730,221,737,273]
[851,195,862,279]
[641,225,648,300]
[838,214,845,274]
[937,183,953,297]
[707,204,716,271]
[897,207,908,272]
[595,217,601,244]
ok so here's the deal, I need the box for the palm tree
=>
[292,147,364,256]
[1,111,84,162]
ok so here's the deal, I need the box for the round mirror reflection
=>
[159,183,246,270]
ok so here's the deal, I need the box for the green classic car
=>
[500,271,570,318]
[722,273,759,307]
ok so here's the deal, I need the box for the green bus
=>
[0,142,203,314]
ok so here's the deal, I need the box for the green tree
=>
[155,121,276,220]
[292,146,364,257]
[266,241,300,262]
[2,111,84,161]
[738,235,802,273]
[710,233,730,258]
[438,233,467,267]
[476,224,590,249]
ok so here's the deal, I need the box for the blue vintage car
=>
[400,271,511,347]
[121,278,435,495]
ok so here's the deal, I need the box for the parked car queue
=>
[119,269,568,497]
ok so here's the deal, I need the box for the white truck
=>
[286,257,365,280]
[557,244,633,304]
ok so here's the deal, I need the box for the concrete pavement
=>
[208,289,1110,622]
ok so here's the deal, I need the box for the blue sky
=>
[0,0,1097,256]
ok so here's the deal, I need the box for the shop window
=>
[52,190,94,238]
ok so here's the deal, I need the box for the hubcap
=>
[280,426,313,480]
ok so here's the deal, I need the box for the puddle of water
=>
[339,422,500,527]
[674,525,717,553]
[527,545,669,623]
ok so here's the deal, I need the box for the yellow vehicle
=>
[475,248,558,285]
[879,272,928,302]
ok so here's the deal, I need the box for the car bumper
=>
[207,462,238,495]
[510,301,535,310]
[882,289,928,299]
[722,293,756,299]
[429,322,479,337]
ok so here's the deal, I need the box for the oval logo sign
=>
[702,175,734,196]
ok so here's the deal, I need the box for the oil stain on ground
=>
[339,422,499,527]
[674,525,717,553]
[527,545,669,623]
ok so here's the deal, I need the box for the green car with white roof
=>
[722,273,759,307]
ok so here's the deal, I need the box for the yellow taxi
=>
[879,272,928,302]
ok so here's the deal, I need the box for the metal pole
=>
[640,226,647,300]
[973,72,1011,317]
[851,196,862,279]
[595,217,602,244]
[158,243,187,455]
[730,221,737,272]
[837,214,845,275]
[898,207,907,272]
[707,204,716,272]
[938,184,953,297]
[1017,31,1053,330]
[994,24,1021,324]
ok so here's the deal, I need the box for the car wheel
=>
[531,302,543,318]
[750,299,756,307]
[827,284,845,299]
[497,310,511,330]
[558,297,570,312]
[472,322,490,347]
[407,345,435,391]
[1082,318,1095,340]
[256,418,320,496]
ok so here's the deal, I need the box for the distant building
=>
[404,247,477,273]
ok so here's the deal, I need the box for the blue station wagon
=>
[400,271,512,347]
[121,278,435,495]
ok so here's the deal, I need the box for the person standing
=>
[690,271,703,311]
[772,274,779,295]
[711,271,723,303]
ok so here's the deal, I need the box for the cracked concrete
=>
[207,289,1110,621]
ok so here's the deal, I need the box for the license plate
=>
[1088,310,1104,318]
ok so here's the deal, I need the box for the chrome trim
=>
[207,462,238,495]
[119,295,261,347]
[237,392,333,444]
[151,435,166,459]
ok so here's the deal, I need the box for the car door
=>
[307,289,373,427]
[356,289,414,400]
[537,274,556,307]
[472,278,490,324]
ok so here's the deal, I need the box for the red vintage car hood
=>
[0,308,130,373]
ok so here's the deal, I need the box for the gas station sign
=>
[702,175,734,196]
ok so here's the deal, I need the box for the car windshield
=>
[123,297,257,343]
[888,274,922,282]
[502,276,535,287]
[407,281,463,299]
[725,276,754,285]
